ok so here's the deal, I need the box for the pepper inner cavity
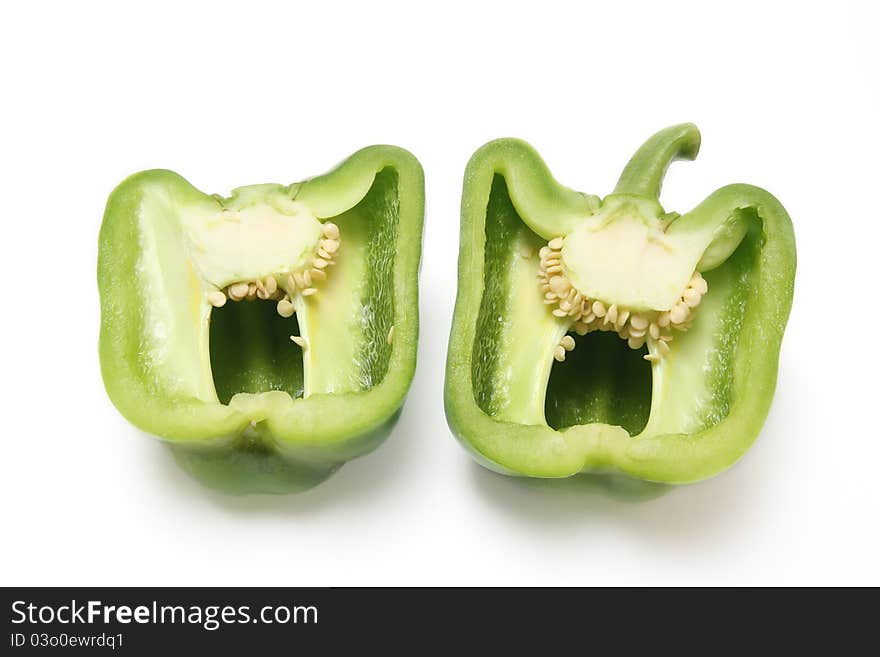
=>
[195,170,401,406]
[206,220,343,402]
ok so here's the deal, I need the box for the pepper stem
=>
[612,123,701,200]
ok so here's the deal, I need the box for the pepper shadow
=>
[467,432,778,546]
[468,461,671,517]
[143,407,416,516]
[508,470,670,502]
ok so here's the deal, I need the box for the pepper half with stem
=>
[445,124,795,483]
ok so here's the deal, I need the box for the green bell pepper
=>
[99,146,424,494]
[445,124,795,483]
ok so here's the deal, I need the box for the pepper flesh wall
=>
[99,146,424,494]
[445,124,796,483]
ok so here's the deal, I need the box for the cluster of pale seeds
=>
[538,237,708,363]
[206,222,341,352]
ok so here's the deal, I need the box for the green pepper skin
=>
[99,146,424,494]
[445,125,796,484]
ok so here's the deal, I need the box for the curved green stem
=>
[613,123,701,199]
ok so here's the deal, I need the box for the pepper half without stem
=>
[99,146,424,494]
[445,125,795,483]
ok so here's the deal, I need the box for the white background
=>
[1,1,877,586]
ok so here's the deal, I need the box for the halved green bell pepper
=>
[445,125,795,483]
[99,146,424,494]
